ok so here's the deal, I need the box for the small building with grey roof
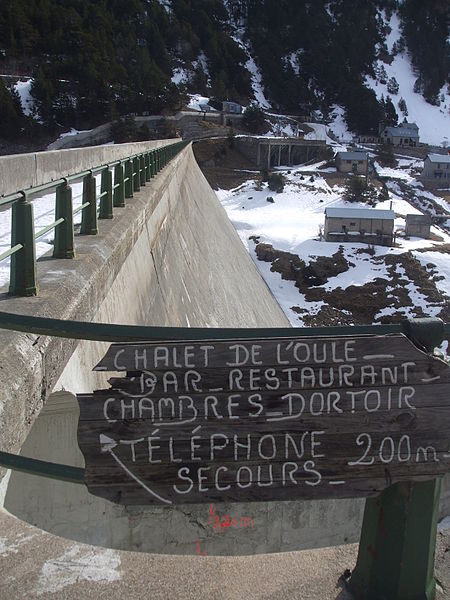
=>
[324,207,395,246]
[335,151,368,174]
[380,122,419,147]
[421,153,450,188]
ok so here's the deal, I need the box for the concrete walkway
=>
[1,508,449,600]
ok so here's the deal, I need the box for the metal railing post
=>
[113,163,125,207]
[80,172,98,235]
[99,168,113,219]
[349,318,444,600]
[124,159,133,198]
[150,151,155,177]
[133,157,140,192]
[139,155,146,186]
[145,153,151,181]
[349,481,441,600]
[9,192,38,296]
[53,181,75,258]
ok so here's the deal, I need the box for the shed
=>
[405,214,432,239]
[324,207,395,246]
[335,151,368,174]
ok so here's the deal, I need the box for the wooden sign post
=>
[77,333,450,506]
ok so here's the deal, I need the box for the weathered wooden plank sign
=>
[77,334,450,505]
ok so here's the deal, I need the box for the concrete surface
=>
[0,139,176,197]
[1,507,448,600]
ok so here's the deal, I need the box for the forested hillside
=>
[0,0,448,140]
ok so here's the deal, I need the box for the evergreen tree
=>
[242,103,266,133]
[0,79,24,138]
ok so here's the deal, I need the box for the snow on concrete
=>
[366,12,450,147]
[33,544,121,595]
[14,78,34,117]
[0,532,36,557]
[438,516,450,532]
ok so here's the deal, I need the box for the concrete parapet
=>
[0,139,176,197]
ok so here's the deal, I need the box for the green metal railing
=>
[0,140,189,296]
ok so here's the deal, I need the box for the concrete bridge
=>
[0,140,448,597]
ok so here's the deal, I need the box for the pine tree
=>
[0,79,24,138]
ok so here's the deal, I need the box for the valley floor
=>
[215,147,450,354]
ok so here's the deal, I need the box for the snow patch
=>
[328,105,353,143]
[33,545,121,595]
[187,94,213,111]
[14,78,34,116]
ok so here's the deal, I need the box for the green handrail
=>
[0,140,189,296]
[0,450,85,484]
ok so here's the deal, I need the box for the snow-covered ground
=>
[366,12,450,147]
[217,159,450,327]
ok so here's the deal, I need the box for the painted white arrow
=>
[99,434,172,505]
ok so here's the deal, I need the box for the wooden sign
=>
[77,334,450,505]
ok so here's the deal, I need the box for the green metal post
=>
[124,159,133,198]
[133,157,140,192]
[113,163,125,207]
[80,172,98,235]
[150,151,155,177]
[53,181,75,258]
[99,168,113,219]
[156,148,161,172]
[349,318,444,600]
[145,153,151,181]
[9,192,38,296]
[139,155,146,186]
[349,480,441,600]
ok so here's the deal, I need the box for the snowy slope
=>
[366,12,450,147]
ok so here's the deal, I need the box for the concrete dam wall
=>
[1,142,445,556]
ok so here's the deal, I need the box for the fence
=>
[0,140,188,296]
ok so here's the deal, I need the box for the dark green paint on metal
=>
[80,173,98,235]
[0,312,447,344]
[349,480,441,600]
[113,163,125,207]
[9,193,38,296]
[139,155,146,186]
[53,182,75,258]
[124,159,133,198]
[99,168,113,219]
[145,153,151,181]
[133,157,140,192]
[0,450,85,485]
